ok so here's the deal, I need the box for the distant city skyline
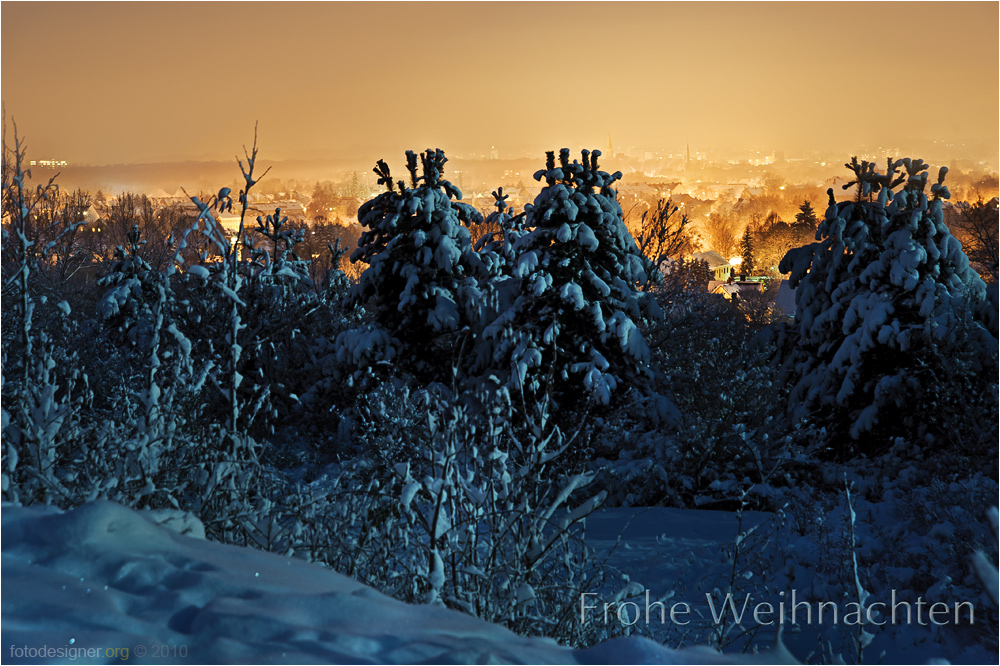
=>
[3,2,997,166]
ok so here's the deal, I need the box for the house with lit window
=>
[708,280,764,300]
[691,250,732,281]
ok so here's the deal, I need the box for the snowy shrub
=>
[246,205,314,285]
[598,272,788,509]
[1,125,96,507]
[474,187,528,272]
[777,157,999,454]
[345,378,425,465]
[704,501,789,653]
[282,381,636,647]
[731,279,782,328]
[321,238,352,302]
[153,131,334,437]
[1,331,93,506]
[481,149,662,411]
[2,128,282,552]
[774,456,999,664]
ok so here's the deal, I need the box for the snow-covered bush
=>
[596,268,788,509]
[481,149,662,410]
[283,381,636,646]
[2,127,284,552]
[346,378,425,465]
[246,205,313,284]
[774,453,999,664]
[475,187,528,270]
[1,124,97,507]
[777,157,999,454]
[1,329,94,507]
[156,132,334,437]
[321,237,352,302]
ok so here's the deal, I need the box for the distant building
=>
[249,201,308,223]
[29,159,68,169]
[218,213,242,233]
[708,280,763,300]
[82,204,101,226]
[692,250,732,281]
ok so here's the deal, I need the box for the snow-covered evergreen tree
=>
[482,149,661,408]
[247,206,313,287]
[778,157,998,450]
[96,225,164,350]
[469,187,527,334]
[347,150,484,376]
[474,187,527,279]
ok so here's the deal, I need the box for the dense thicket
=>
[3,134,996,660]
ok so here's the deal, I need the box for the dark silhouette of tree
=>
[794,199,818,230]
[31,188,92,292]
[950,197,999,283]
[739,225,755,276]
[701,210,740,259]
[308,182,337,222]
[635,198,695,278]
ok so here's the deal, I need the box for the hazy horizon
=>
[3,2,998,166]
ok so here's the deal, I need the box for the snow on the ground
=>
[583,507,776,650]
[585,506,771,594]
[586,506,998,666]
[1,502,792,665]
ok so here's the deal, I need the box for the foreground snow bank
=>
[2,502,789,665]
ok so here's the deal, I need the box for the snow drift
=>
[1,501,790,664]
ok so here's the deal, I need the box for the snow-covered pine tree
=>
[474,187,527,279]
[347,150,484,377]
[97,224,164,350]
[470,187,528,333]
[247,206,313,287]
[482,149,662,408]
[778,157,999,452]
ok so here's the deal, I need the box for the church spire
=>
[607,133,613,158]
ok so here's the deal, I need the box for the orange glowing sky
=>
[2,1,997,165]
